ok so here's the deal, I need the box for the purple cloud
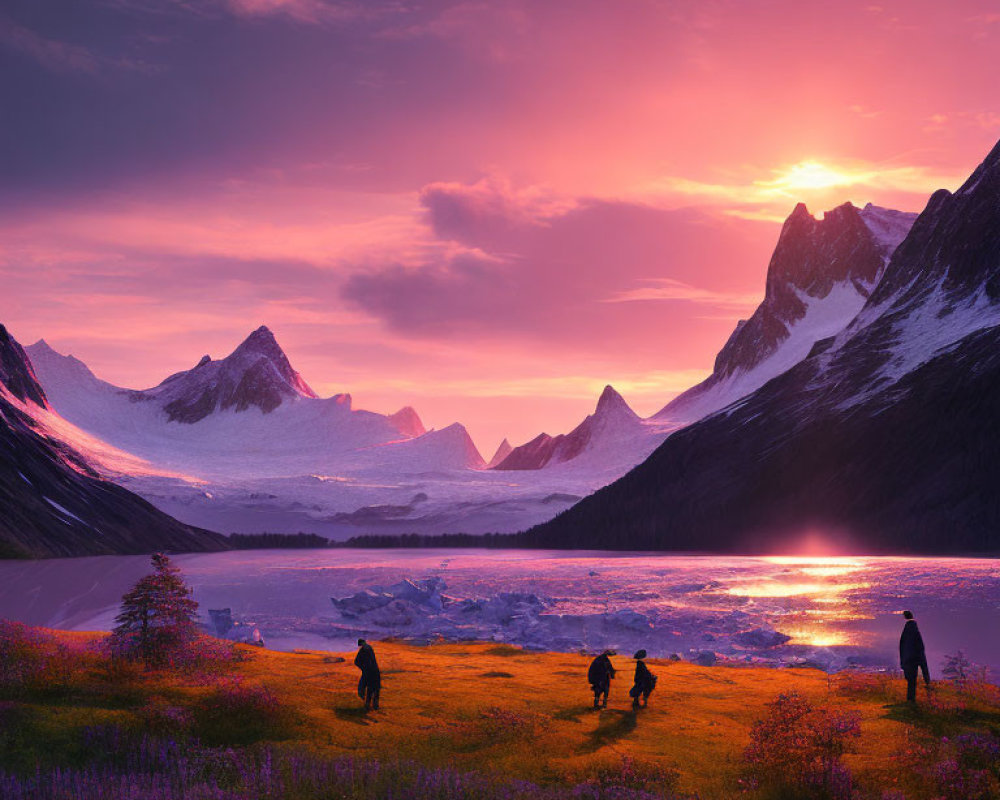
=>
[341,178,775,353]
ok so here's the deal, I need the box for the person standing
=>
[629,649,657,709]
[899,610,930,702]
[588,650,616,709]
[355,638,381,711]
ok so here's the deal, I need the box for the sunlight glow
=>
[726,581,867,598]
[762,556,867,578]
[784,629,853,647]
[756,160,875,193]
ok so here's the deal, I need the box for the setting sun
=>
[757,160,873,194]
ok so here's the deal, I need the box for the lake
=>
[0,549,997,675]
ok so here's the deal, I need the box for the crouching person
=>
[629,649,657,709]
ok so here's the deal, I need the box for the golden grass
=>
[13,631,995,798]
[226,641,918,797]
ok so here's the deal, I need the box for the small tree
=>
[111,553,198,667]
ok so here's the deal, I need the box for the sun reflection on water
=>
[726,581,869,599]
[784,629,854,647]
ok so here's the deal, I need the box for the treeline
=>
[227,532,331,549]
[338,532,521,549]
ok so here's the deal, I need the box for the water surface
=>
[0,549,996,674]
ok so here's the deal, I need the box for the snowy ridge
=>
[27,336,485,479]
[493,385,673,472]
[859,203,918,258]
[655,201,916,425]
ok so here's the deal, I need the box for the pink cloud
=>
[342,177,776,353]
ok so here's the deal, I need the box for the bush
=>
[136,697,193,736]
[831,671,895,703]
[588,754,681,797]
[0,620,99,699]
[192,678,295,745]
[928,732,1000,800]
[0,621,46,696]
[742,692,861,799]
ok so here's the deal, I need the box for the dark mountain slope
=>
[523,323,1000,553]
[523,139,1000,554]
[0,325,227,558]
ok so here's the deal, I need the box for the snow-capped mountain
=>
[486,438,513,469]
[8,192,935,544]
[524,138,1000,554]
[24,328,574,538]
[656,202,916,423]
[496,202,916,476]
[494,385,660,471]
[27,329,484,478]
[139,325,317,423]
[0,325,224,558]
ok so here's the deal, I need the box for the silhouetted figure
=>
[588,650,616,708]
[899,610,930,702]
[355,638,381,710]
[629,649,657,709]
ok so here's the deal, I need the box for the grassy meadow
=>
[2,623,1000,799]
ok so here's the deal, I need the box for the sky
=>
[2,0,1000,455]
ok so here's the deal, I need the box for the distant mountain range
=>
[524,138,1000,554]
[8,138,1000,555]
[27,328,485,479]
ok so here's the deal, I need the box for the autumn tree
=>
[111,552,199,667]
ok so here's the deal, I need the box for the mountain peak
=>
[867,135,1000,306]
[233,325,282,358]
[657,198,915,422]
[388,405,426,437]
[765,199,885,299]
[788,202,813,222]
[224,326,317,400]
[487,437,513,468]
[0,325,49,408]
[144,326,318,422]
[595,385,637,418]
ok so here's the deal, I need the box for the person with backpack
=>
[629,649,657,709]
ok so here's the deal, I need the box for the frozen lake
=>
[0,549,997,674]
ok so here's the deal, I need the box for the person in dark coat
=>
[899,610,930,702]
[629,649,657,709]
[355,638,381,710]
[588,650,616,708]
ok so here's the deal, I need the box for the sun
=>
[756,160,874,194]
